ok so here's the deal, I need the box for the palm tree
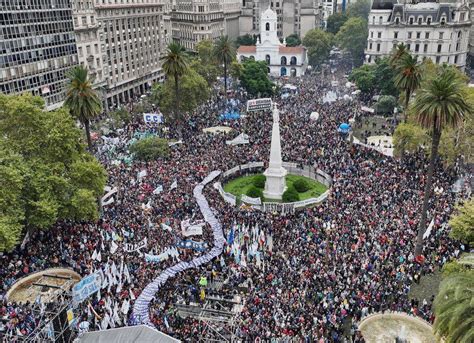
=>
[214,36,236,98]
[412,66,472,257]
[65,66,102,150]
[389,43,408,68]
[393,53,422,122]
[161,42,189,126]
[433,271,474,342]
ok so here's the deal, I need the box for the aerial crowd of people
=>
[0,65,470,342]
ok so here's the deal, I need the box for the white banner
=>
[226,133,249,145]
[247,98,272,112]
[124,238,147,252]
[241,194,262,205]
[143,113,164,123]
[181,219,204,237]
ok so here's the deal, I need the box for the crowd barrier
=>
[216,161,332,213]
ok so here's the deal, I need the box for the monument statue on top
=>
[263,103,287,200]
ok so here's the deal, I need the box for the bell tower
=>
[259,7,280,46]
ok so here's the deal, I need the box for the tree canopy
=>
[155,68,209,116]
[335,17,368,65]
[449,199,474,246]
[349,57,398,96]
[285,34,301,47]
[130,136,170,161]
[0,93,107,252]
[235,34,256,47]
[302,29,333,67]
[347,0,371,20]
[240,60,274,97]
[326,13,348,34]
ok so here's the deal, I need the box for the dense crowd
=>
[0,66,470,342]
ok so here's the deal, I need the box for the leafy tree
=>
[393,53,422,122]
[375,95,397,114]
[441,260,469,277]
[347,0,371,20]
[449,199,474,245]
[191,39,221,86]
[335,17,368,65]
[373,57,398,96]
[0,94,107,252]
[326,13,348,34]
[246,186,264,200]
[302,29,333,67]
[285,34,301,47]
[230,60,243,80]
[235,34,256,47]
[240,60,275,97]
[214,35,236,97]
[110,108,131,128]
[65,66,102,150]
[433,270,474,343]
[293,179,310,192]
[130,136,170,161]
[392,122,428,158]
[282,186,299,202]
[349,64,376,93]
[156,68,209,116]
[412,66,472,257]
[161,42,189,127]
[253,175,266,188]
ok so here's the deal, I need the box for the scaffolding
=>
[5,274,77,343]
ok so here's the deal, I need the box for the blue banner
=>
[72,273,102,306]
[176,240,208,252]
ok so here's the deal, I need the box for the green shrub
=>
[282,186,299,202]
[293,178,310,193]
[129,136,170,161]
[246,186,264,199]
[253,175,266,188]
[375,95,397,114]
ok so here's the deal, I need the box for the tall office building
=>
[95,0,169,107]
[240,0,321,39]
[0,0,79,110]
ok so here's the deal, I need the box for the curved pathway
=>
[132,170,226,325]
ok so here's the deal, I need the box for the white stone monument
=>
[263,103,287,200]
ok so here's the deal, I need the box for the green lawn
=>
[223,174,327,202]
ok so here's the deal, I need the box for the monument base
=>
[263,167,287,200]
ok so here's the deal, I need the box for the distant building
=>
[365,0,471,70]
[72,0,108,103]
[171,0,240,51]
[95,0,169,108]
[237,8,307,77]
[0,0,79,110]
[239,0,321,39]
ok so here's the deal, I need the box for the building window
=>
[82,16,87,25]
[281,56,287,65]
[457,31,462,39]
[265,54,271,64]
[369,43,373,50]
[409,16,414,24]
[427,17,432,25]
[379,16,382,24]
[376,43,380,52]
[460,12,465,21]
[454,55,458,64]
[439,32,444,39]
[417,17,422,25]
[424,44,428,53]
[416,32,421,39]
[407,44,411,50]
[377,32,381,38]
[415,44,419,52]
[436,56,440,64]
[425,32,430,39]
[370,31,373,38]
[456,42,460,51]
[441,16,446,25]
[437,44,442,53]
[394,31,398,39]
[266,23,270,31]
[395,16,400,24]
[290,56,297,65]
[408,32,412,39]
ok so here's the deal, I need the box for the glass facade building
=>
[0,0,79,109]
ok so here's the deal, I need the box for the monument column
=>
[263,103,287,200]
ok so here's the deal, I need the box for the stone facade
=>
[0,0,79,110]
[95,0,169,108]
[365,0,471,71]
[239,0,321,39]
[237,8,307,77]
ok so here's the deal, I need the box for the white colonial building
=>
[365,0,471,70]
[237,8,307,77]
